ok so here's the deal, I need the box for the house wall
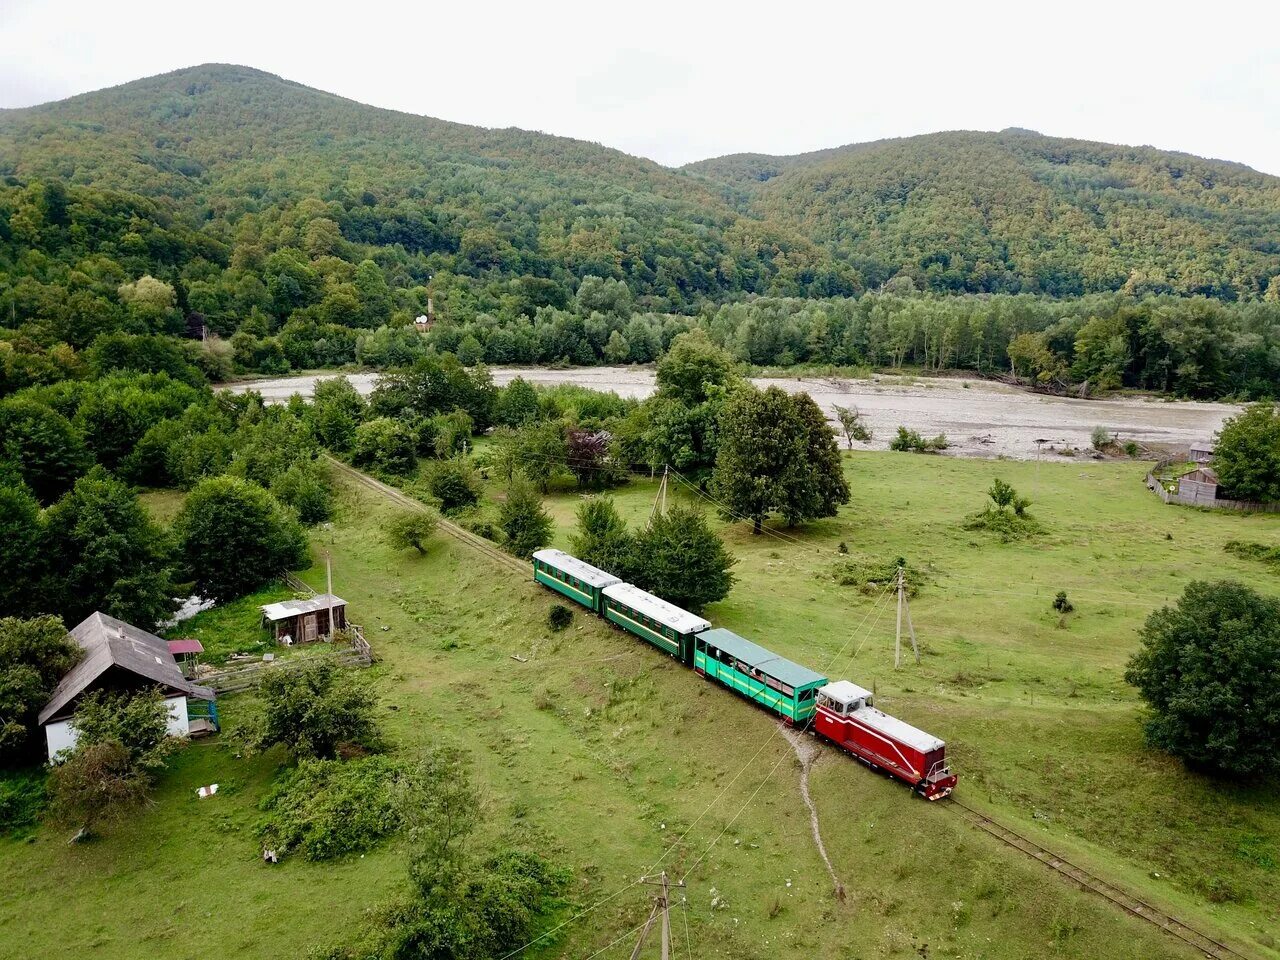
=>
[45,695,190,763]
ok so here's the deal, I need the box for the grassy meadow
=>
[3,451,1278,960]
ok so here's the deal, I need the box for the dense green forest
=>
[2,63,1280,400]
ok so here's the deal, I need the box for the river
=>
[221,367,1237,461]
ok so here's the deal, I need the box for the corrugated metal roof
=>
[602,583,710,634]
[533,549,621,589]
[166,638,204,655]
[700,628,828,689]
[39,612,214,724]
[260,594,347,621]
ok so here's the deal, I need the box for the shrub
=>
[1053,591,1074,613]
[965,479,1042,542]
[351,417,418,475]
[385,509,439,554]
[259,756,406,861]
[548,605,573,632]
[1091,426,1112,451]
[889,426,948,453]
[427,458,482,514]
[499,478,553,559]
[0,771,48,835]
[270,460,335,524]
[830,557,920,596]
[1224,540,1280,568]
[964,508,1043,542]
[256,661,379,760]
[889,427,922,451]
[1125,580,1280,778]
[570,497,635,581]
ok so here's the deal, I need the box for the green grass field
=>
[3,452,1278,960]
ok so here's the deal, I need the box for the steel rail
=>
[322,455,529,578]
[945,798,1254,960]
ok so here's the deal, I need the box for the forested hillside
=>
[2,64,1280,400]
[688,130,1280,299]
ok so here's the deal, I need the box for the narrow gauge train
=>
[532,549,957,800]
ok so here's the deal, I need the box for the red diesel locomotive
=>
[814,680,957,800]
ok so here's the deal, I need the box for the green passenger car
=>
[693,628,828,724]
[600,582,711,662]
[532,549,621,613]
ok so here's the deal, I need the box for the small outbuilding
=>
[1176,466,1220,505]
[1189,441,1215,465]
[260,594,347,645]
[39,612,216,763]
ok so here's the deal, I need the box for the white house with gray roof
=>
[39,612,215,763]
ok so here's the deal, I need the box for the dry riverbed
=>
[223,366,1239,460]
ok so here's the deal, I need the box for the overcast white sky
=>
[2,0,1278,173]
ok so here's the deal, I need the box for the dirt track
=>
[224,366,1239,461]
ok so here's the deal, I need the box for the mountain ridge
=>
[2,63,1278,301]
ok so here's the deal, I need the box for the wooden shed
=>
[260,594,347,645]
[1176,466,1220,505]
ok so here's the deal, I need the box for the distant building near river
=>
[39,612,217,763]
[1189,441,1214,465]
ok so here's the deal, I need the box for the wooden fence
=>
[1145,460,1280,513]
[202,632,372,694]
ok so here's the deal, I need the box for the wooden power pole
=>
[630,872,684,960]
[648,466,669,525]
[894,565,920,669]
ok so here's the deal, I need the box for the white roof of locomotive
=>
[602,582,711,634]
[820,680,873,704]
[533,550,622,589]
[820,681,944,753]
[857,707,944,753]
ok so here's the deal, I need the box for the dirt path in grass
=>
[782,726,845,902]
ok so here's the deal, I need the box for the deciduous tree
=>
[174,475,307,602]
[499,478,553,559]
[1213,402,1280,503]
[1126,580,1280,778]
[42,467,175,628]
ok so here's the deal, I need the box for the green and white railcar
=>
[600,582,710,662]
[693,628,828,724]
[532,549,621,613]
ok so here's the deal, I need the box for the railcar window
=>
[799,689,814,701]
[782,683,795,697]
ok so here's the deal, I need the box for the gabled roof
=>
[260,594,346,622]
[39,612,213,725]
[700,628,828,689]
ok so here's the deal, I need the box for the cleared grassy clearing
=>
[1,453,1276,959]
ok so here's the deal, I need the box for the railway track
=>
[946,799,1253,960]
[328,456,1257,960]
[323,455,529,578]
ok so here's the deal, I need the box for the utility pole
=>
[630,872,684,960]
[895,564,919,668]
[325,551,335,640]
[648,466,669,526]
